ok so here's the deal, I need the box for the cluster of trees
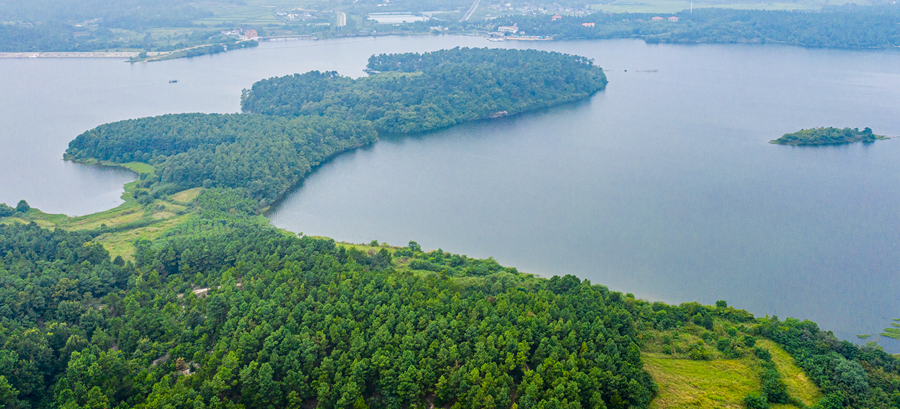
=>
[501,5,900,49]
[165,40,259,60]
[758,317,900,407]
[770,127,888,146]
[0,200,30,217]
[0,223,131,407]
[66,113,377,207]
[742,346,796,408]
[240,48,608,134]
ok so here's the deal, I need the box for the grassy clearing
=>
[757,339,822,406]
[0,171,203,262]
[641,321,820,409]
[96,213,194,261]
[1,215,57,229]
[645,353,757,408]
[170,188,203,204]
[66,207,146,231]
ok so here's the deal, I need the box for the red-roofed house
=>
[668,16,679,21]
[243,29,258,39]
[582,22,595,27]
[552,14,563,21]
[651,16,664,21]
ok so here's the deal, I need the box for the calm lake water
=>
[2,36,899,349]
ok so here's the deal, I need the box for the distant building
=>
[668,16,679,21]
[552,14,563,20]
[651,16,664,21]
[582,22,595,27]
[498,24,519,33]
[243,29,258,39]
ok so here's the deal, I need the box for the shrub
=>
[744,392,770,409]
[0,203,14,217]
[761,367,789,403]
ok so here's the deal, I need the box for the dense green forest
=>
[2,194,900,408]
[770,127,889,145]
[499,5,900,49]
[66,114,377,207]
[241,48,607,134]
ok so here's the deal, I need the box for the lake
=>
[1,36,898,349]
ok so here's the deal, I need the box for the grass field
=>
[641,322,821,408]
[171,188,203,204]
[757,339,823,405]
[1,160,202,260]
[96,213,193,260]
[645,353,758,408]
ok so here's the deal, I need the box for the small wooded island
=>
[770,127,889,146]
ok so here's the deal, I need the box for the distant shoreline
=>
[0,51,164,59]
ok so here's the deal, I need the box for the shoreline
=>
[0,51,165,59]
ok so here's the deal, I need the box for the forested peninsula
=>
[2,47,900,409]
[67,48,606,207]
[770,127,889,146]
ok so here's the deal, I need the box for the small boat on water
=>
[169,80,178,83]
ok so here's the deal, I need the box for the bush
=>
[0,203,14,217]
[716,338,731,352]
[742,335,756,347]
[689,342,710,360]
[761,367,789,403]
[744,392,770,409]
[754,347,771,361]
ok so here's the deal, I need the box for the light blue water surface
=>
[1,36,898,348]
